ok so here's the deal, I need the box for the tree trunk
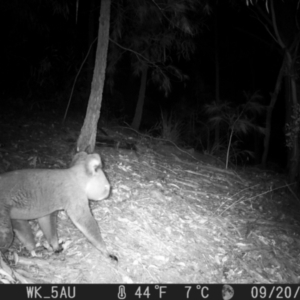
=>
[76,0,111,152]
[261,55,286,166]
[286,52,300,182]
[131,63,148,130]
[214,5,220,152]
[86,0,97,93]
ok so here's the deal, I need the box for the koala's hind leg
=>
[0,204,14,251]
[38,212,62,253]
[12,219,36,251]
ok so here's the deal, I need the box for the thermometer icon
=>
[118,285,126,299]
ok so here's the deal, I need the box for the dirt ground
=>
[0,112,300,283]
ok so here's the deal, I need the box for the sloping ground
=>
[0,114,300,283]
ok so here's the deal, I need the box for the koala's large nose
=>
[104,183,111,196]
[87,177,111,200]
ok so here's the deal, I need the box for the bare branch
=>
[270,0,286,49]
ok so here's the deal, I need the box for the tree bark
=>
[131,63,148,130]
[76,0,111,152]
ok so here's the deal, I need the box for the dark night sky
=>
[1,0,297,167]
[1,1,281,99]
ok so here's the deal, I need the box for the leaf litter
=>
[0,115,300,283]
